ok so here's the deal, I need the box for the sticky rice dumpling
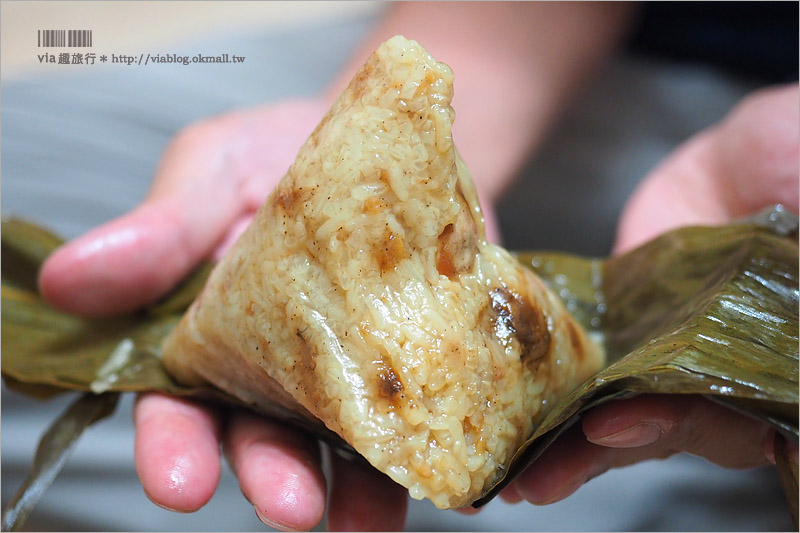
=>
[162,35,604,509]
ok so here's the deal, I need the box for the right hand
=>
[499,83,799,508]
[38,99,410,531]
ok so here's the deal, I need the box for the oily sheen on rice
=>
[162,36,604,509]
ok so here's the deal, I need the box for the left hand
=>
[39,99,409,531]
[502,83,799,506]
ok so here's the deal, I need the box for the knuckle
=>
[673,397,770,468]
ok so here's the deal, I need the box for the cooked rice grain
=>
[163,36,603,509]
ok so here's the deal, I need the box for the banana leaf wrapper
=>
[2,207,798,519]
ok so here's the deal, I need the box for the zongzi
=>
[162,35,603,509]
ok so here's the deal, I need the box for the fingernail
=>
[764,430,777,464]
[589,422,663,448]
[254,506,293,532]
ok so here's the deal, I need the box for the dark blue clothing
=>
[628,1,799,83]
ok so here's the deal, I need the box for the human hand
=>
[615,83,799,254]
[38,99,409,530]
[500,83,799,506]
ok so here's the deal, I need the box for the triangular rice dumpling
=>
[162,35,604,509]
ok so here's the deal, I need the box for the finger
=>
[327,452,408,531]
[714,84,799,216]
[38,118,247,317]
[499,482,524,504]
[224,412,326,531]
[509,425,614,505]
[513,395,774,505]
[134,393,222,512]
[509,424,656,505]
[764,429,799,466]
[481,202,503,246]
[613,129,727,254]
[38,199,232,317]
[211,214,255,262]
[454,505,482,515]
[582,394,772,469]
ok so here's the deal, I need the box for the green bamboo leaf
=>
[2,210,798,523]
[1,392,120,532]
[1,217,63,291]
[476,217,799,506]
[1,283,193,396]
[0,220,213,398]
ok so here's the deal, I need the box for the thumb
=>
[39,120,245,317]
[582,394,772,469]
[614,83,799,255]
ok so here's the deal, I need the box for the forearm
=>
[324,2,636,204]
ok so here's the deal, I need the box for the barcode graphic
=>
[37,30,92,47]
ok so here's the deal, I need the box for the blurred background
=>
[2,1,796,531]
